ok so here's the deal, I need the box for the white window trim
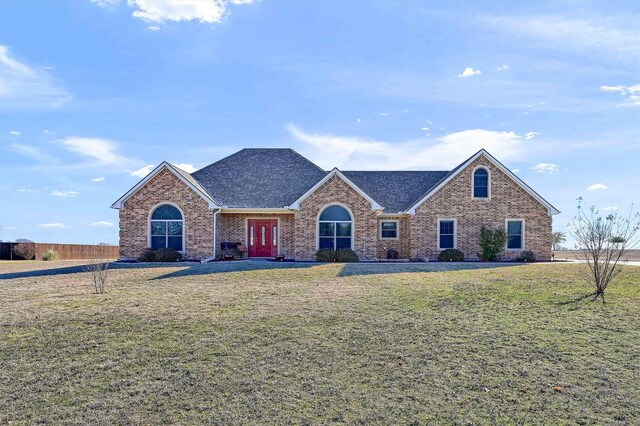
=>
[505,218,525,251]
[379,220,399,240]
[437,218,457,251]
[316,203,355,250]
[471,166,491,200]
[147,202,185,253]
[244,217,281,257]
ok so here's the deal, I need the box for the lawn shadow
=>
[337,261,524,277]
[150,260,320,280]
[0,261,179,280]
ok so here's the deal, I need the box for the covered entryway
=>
[247,219,278,258]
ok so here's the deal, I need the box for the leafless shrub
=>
[12,242,35,260]
[568,198,640,302]
[86,243,110,294]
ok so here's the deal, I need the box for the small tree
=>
[86,243,110,294]
[12,241,35,260]
[568,198,640,302]
[552,231,566,251]
[478,226,508,261]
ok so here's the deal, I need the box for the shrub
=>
[138,248,182,262]
[478,226,508,261]
[42,248,58,261]
[438,248,465,262]
[315,248,337,262]
[387,248,399,260]
[86,245,110,294]
[515,250,536,262]
[12,242,35,260]
[335,248,359,263]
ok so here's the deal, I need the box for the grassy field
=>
[1,260,639,425]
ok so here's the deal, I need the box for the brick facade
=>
[119,168,214,260]
[294,175,378,260]
[118,154,553,261]
[409,156,552,261]
[216,213,295,259]
[376,216,411,260]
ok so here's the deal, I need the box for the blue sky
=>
[1,0,638,246]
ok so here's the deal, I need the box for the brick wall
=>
[294,175,379,260]
[119,168,214,260]
[376,216,411,259]
[216,213,295,259]
[410,155,553,260]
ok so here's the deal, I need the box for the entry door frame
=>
[245,217,281,258]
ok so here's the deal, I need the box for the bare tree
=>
[85,243,110,294]
[12,242,35,260]
[568,198,640,302]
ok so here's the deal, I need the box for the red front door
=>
[247,219,278,258]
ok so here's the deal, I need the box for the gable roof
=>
[342,171,449,213]
[111,162,219,209]
[287,168,384,211]
[191,148,327,208]
[406,149,560,215]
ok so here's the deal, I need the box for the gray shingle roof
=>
[342,171,449,213]
[191,148,327,208]
[169,163,219,205]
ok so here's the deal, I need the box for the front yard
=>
[1,261,639,424]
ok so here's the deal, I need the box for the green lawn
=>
[1,261,639,425]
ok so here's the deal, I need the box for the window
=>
[438,219,456,250]
[473,168,489,198]
[380,221,398,239]
[150,204,183,251]
[506,219,524,250]
[318,205,352,250]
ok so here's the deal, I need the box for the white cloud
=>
[0,44,70,109]
[600,84,640,107]
[18,188,39,193]
[61,136,131,165]
[421,127,429,131]
[287,124,527,170]
[51,190,79,197]
[9,130,21,135]
[229,0,253,4]
[91,0,119,6]
[147,25,161,31]
[586,183,607,191]
[38,223,70,229]
[457,67,482,78]
[88,221,114,227]
[11,143,60,164]
[497,64,509,71]
[172,163,197,173]
[602,205,618,212]
[482,15,640,59]
[511,168,521,173]
[524,132,539,140]
[530,163,559,173]
[2,226,17,231]
[91,176,106,182]
[131,164,155,177]
[128,0,225,24]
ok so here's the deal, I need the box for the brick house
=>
[112,148,559,261]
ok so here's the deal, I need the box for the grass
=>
[1,260,639,425]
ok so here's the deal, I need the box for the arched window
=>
[473,168,489,198]
[150,204,183,251]
[318,205,352,250]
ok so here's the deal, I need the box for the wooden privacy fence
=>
[0,243,119,260]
